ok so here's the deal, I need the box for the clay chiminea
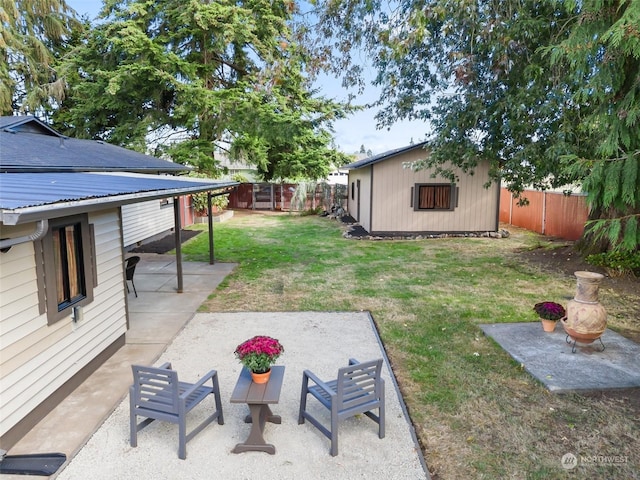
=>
[562,271,607,352]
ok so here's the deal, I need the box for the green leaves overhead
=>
[1,0,83,115]
[311,0,640,251]
[52,0,350,179]
[549,0,640,251]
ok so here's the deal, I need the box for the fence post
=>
[542,191,547,235]
[270,183,274,210]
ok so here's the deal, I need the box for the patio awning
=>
[0,172,238,225]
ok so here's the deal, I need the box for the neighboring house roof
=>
[0,116,188,173]
[343,141,429,170]
[0,172,237,225]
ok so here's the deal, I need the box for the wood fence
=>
[499,188,589,240]
[227,183,348,212]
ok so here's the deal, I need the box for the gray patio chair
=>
[298,358,385,456]
[125,256,140,297]
[129,362,224,459]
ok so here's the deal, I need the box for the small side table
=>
[230,366,285,454]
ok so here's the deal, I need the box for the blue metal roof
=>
[343,141,429,170]
[0,172,237,225]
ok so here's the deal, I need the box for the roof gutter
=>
[0,219,49,252]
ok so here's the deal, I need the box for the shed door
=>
[356,179,361,221]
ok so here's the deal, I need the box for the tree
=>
[547,0,640,252]
[311,0,639,252]
[1,0,82,116]
[55,0,350,179]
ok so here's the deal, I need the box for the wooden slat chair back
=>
[298,358,385,456]
[129,362,224,459]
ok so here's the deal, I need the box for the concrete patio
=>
[4,255,429,479]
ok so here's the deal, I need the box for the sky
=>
[65,0,429,155]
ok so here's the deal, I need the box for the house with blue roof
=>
[343,142,500,236]
[0,116,237,449]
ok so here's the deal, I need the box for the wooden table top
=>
[230,366,285,405]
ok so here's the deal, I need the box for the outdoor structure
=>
[0,116,237,449]
[344,143,500,235]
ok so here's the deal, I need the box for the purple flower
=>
[533,301,566,321]
[235,336,284,373]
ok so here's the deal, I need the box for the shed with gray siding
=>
[344,143,500,235]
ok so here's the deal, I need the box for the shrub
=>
[586,251,640,277]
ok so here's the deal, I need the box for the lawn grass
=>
[182,211,639,479]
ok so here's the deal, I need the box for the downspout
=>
[0,220,49,253]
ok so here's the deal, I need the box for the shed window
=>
[39,214,96,325]
[413,184,457,211]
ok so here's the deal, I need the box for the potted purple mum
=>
[234,335,284,383]
[533,301,566,332]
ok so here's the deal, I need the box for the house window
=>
[413,184,457,211]
[53,223,86,309]
[39,214,95,325]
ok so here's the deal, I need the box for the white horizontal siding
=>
[122,200,174,247]
[0,209,127,436]
[0,242,43,349]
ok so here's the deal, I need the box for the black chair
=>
[125,256,140,297]
[298,358,385,456]
[130,362,224,460]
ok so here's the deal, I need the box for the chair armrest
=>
[157,362,172,370]
[303,369,336,397]
[180,370,217,400]
[348,358,360,366]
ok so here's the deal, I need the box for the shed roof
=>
[343,141,428,170]
[0,116,188,173]
[0,172,237,225]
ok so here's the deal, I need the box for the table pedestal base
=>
[232,404,281,454]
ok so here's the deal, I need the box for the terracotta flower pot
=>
[251,369,271,384]
[541,319,557,332]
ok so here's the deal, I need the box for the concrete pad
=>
[131,273,175,292]
[480,322,640,393]
[125,312,194,344]
[128,290,207,313]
